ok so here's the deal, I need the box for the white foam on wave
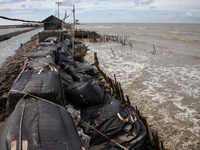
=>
[84,40,200,149]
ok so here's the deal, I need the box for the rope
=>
[10,90,129,150]
[25,58,58,74]
[18,94,27,150]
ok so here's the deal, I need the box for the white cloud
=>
[186,12,193,17]
[0,0,200,24]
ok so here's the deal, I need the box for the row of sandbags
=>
[1,36,148,150]
[1,37,85,150]
[55,39,148,149]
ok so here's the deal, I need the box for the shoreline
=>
[0,27,38,42]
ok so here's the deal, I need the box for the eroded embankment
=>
[0,34,38,122]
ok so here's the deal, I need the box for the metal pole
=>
[72,5,75,62]
[56,2,62,19]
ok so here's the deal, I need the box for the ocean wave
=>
[162,36,199,42]
[137,28,146,30]
[171,31,193,35]
[135,33,147,36]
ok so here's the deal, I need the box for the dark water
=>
[78,23,200,150]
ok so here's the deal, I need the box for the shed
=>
[42,15,62,30]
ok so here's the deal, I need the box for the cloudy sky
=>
[0,0,200,25]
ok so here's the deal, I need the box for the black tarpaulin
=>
[0,97,83,150]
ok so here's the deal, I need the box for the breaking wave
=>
[162,36,199,42]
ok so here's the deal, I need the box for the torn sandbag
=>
[80,94,147,149]
[65,82,105,107]
[0,97,84,150]
[75,62,94,75]
[7,66,62,112]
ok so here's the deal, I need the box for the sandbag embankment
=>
[7,42,62,112]
[0,97,83,150]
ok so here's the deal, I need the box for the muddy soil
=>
[0,34,38,124]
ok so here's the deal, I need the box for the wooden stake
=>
[153,44,156,54]
[110,48,116,57]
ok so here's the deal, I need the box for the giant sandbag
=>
[23,57,56,70]
[7,64,62,112]
[0,97,84,150]
[81,94,147,149]
[60,45,72,57]
[28,46,58,63]
[65,82,105,107]
[61,64,91,82]
[75,62,94,75]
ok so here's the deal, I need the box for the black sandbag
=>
[73,53,81,62]
[28,47,58,62]
[76,62,94,75]
[62,38,72,47]
[62,64,80,81]
[7,66,62,112]
[81,93,123,123]
[61,64,91,82]
[0,97,83,150]
[25,56,56,70]
[60,45,72,57]
[81,94,147,149]
[58,53,73,66]
[60,68,74,91]
[65,82,105,107]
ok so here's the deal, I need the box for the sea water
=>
[77,23,200,149]
[0,28,43,67]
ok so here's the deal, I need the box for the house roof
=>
[42,15,63,23]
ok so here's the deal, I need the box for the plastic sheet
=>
[7,66,62,112]
[1,97,83,150]
[28,47,58,62]
[81,94,147,149]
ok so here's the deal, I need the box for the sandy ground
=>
[0,34,38,134]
